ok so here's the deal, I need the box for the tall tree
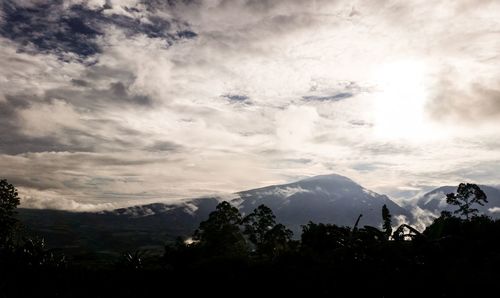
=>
[0,179,20,246]
[446,183,487,220]
[242,205,292,256]
[382,204,392,239]
[193,201,246,256]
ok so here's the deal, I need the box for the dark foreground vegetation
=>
[1,179,500,297]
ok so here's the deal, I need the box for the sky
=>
[1,0,500,211]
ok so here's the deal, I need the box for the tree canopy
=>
[446,183,488,220]
[192,201,247,256]
[0,179,20,246]
[382,204,392,239]
[242,204,293,257]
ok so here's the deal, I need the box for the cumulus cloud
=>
[20,189,117,212]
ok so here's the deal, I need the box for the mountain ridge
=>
[417,184,500,218]
[16,173,411,254]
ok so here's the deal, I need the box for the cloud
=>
[488,207,500,214]
[248,186,310,200]
[427,77,500,124]
[276,105,319,149]
[302,93,353,102]
[302,81,366,102]
[222,94,250,103]
[1,0,500,210]
[21,194,116,212]
[0,0,196,60]
[146,141,182,152]
[19,182,119,211]
[395,206,439,232]
[18,99,84,137]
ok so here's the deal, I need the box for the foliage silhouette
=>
[446,183,488,219]
[301,222,351,253]
[2,181,500,297]
[192,201,247,256]
[0,179,20,247]
[242,204,293,257]
[382,204,392,239]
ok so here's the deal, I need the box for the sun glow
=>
[372,60,431,140]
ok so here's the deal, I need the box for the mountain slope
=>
[417,185,500,218]
[17,198,220,255]
[235,174,411,234]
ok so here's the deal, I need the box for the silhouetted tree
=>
[0,179,20,247]
[382,204,392,239]
[301,222,351,253]
[242,205,292,257]
[262,223,294,255]
[243,205,275,246]
[446,183,487,220]
[193,201,247,256]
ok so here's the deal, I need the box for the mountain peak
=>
[302,173,356,183]
[236,172,411,234]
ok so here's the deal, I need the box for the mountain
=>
[417,185,500,218]
[236,173,411,234]
[17,173,410,255]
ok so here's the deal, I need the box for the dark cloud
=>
[110,82,128,97]
[0,1,102,59]
[0,95,93,154]
[177,30,197,39]
[143,0,199,10]
[0,151,168,194]
[427,79,500,123]
[0,89,152,155]
[71,79,90,87]
[302,92,353,102]
[0,96,32,153]
[44,81,153,107]
[146,141,182,152]
[0,0,196,60]
[222,94,250,102]
[304,81,366,103]
[0,134,94,155]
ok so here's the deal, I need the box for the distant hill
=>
[417,185,500,218]
[17,198,220,256]
[17,173,410,255]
